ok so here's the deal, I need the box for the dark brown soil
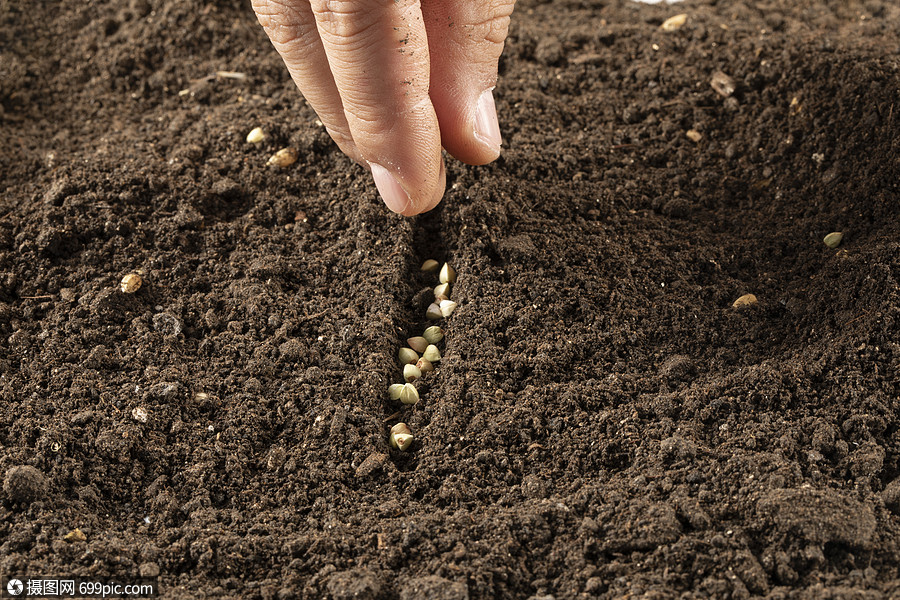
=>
[2,0,900,597]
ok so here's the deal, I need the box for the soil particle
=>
[757,488,876,547]
[3,465,49,504]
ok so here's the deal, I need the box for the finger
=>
[310,0,444,216]
[251,0,363,163]
[423,0,516,165]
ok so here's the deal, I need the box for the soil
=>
[2,0,900,598]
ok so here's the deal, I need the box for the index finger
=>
[310,0,445,216]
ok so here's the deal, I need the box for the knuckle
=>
[252,0,314,47]
[467,0,516,46]
[309,0,377,44]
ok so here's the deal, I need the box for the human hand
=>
[252,0,516,216]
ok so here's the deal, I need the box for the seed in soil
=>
[407,336,429,353]
[420,259,439,273]
[423,345,441,363]
[403,363,422,383]
[388,383,405,400]
[733,293,758,308]
[686,129,702,142]
[423,326,444,344]
[399,347,419,365]
[246,127,266,144]
[416,358,434,372]
[120,273,142,294]
[399,383,419,405]
[439,263,457,284]
[823,232,843,248]
[434,283,450,300]
[426,303,443,320]
[710,71,737,98]
[439,299,458,317]
[660,13,687,31]
[390,423,413,451]
[267,147,298,167]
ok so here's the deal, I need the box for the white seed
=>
[399,347,419,365]
[439,263,457,284]
[391,422,411,436]
[423,345,441,363]
[426,303,443,321]
[391,432,414,451]
[823,232,843,248]
[420,259,439,273]
[439,299,457,317]
[246,127,266,144]
[434,283,451,300]
[403,363,422,383]
[416,358,434,373]
[131,406,149,423]
[423,326,444,344]
[399,383,419,405]
[686,129,702,142]
[733,293,758,308]
[660,13,687,31]
[407,336,429,353]
[120,273,142,294]
[267,147,298,167]
[388,383,405,400]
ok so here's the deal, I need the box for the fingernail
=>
[369,163,410,214]
[474,88,502,153]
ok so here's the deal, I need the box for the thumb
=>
[424,0,516,166]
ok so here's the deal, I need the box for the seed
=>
[686,129,702,142]
[823,232,843,248]
[246,127,266,144]
[423,326,444,344]
[660,13,687,31]
[733,293,758,308]
[434,283,450,300]
[421,259,439,273]
[426,303,443,321]
[120,273,142,294]
[391,432,414,451]
[399,383,419,405]
[399,347,419,365]
[416,358,434,372]
[267,147,298,167]
[710,71,736,98]
[407,336,429,353]
[391,423,411,436]
[423,345,441,363]
[439,263,457,284]
[403,363,422,383]
[439,299,457,317]
[388,383,405,400]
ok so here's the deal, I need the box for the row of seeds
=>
[387,261,457,451]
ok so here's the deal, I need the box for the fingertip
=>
[473,89,502,159]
